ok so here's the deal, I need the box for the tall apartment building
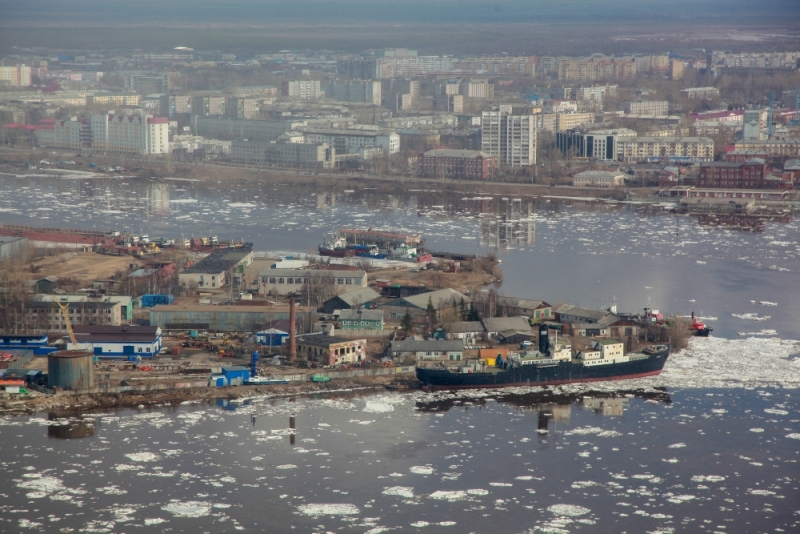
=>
[743,109,764,141]
[460,79,495,99]
[0,65,32,87]
[89,111,169,154]
[191,95,226,116]
[326,80,381,105]
[224,97,260,119]
[284,80,323,100]
[453,57,536,76]
[669,60,685,80]
[193,116,306,141]
[159,94,192,117]
[558,59,636,81]
[36,112,168,154]
[122,73,170,93]
[481,106,537,167]
[621,101,669,115]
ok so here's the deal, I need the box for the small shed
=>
[35,276,59,294]
[221,366,250,385]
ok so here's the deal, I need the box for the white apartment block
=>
[0,65,32,87]
[482,108,537,167]
[36,111,169,155]
[286,80,323,100]
[461,79,495,99]
[616,136,715,162]
[543,100,578,113]
[680,87,720,99]
[303,128,399,155]
[90,112,169,154]
[577,84,617,102]
[621,101,669,115]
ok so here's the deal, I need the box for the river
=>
[0,173,799,533]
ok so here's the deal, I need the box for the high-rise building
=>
[37,111,168,155]
[0,65,32,87]
[284,80,323,101]
[743,109,763,141]
[481,106,537,167]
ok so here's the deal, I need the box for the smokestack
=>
[289,296,297,362]
[538,325,549,354]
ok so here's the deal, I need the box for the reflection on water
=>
[46,413,95,439]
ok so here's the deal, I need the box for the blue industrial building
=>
[255,328,289,346]
[0,333,49,349]
[140,294,175,308]
[210,366,250,387]
[66,326,163,360]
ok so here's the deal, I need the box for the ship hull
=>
[416,348,669,391]
[318,247,349,257]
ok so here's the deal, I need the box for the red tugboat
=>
[689,312,712,337]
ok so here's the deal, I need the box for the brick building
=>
[418,149,496,180]
[296,334,367,366]
[698,158,791,189]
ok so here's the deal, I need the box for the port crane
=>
[55,301,77,347]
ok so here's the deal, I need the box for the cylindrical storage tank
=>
[47,351,95,391]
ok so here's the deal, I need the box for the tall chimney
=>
[288,296,297,362]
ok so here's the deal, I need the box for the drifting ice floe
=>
[161,500,213,518]
[297,503,360,516]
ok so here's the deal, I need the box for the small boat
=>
[689,312,712,337]
[244,376,290,385]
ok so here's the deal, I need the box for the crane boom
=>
[56,301,78,347]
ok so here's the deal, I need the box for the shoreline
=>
[1,373,419,418]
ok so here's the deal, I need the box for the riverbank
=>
[0,372,419,417]
[0,146,650,200]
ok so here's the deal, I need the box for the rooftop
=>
[390,339,464,352]
[338,309,384,321]
[296,334,364,347]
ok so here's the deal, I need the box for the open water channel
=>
[0,173,799,533]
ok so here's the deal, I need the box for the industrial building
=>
[337,309,384,331]
[390,339,464,362]
[66,325,163,359]
[15,301,122,333]
[149,304,308,332]
[259,268,368,297]
[178,248,253,289]
[572,170,626,187]
[296,334,367,366]
[383,288,471,320]
[320,287,381,315]
[417,149,496,180]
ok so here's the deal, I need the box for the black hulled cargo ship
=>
[417,326,670,391]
